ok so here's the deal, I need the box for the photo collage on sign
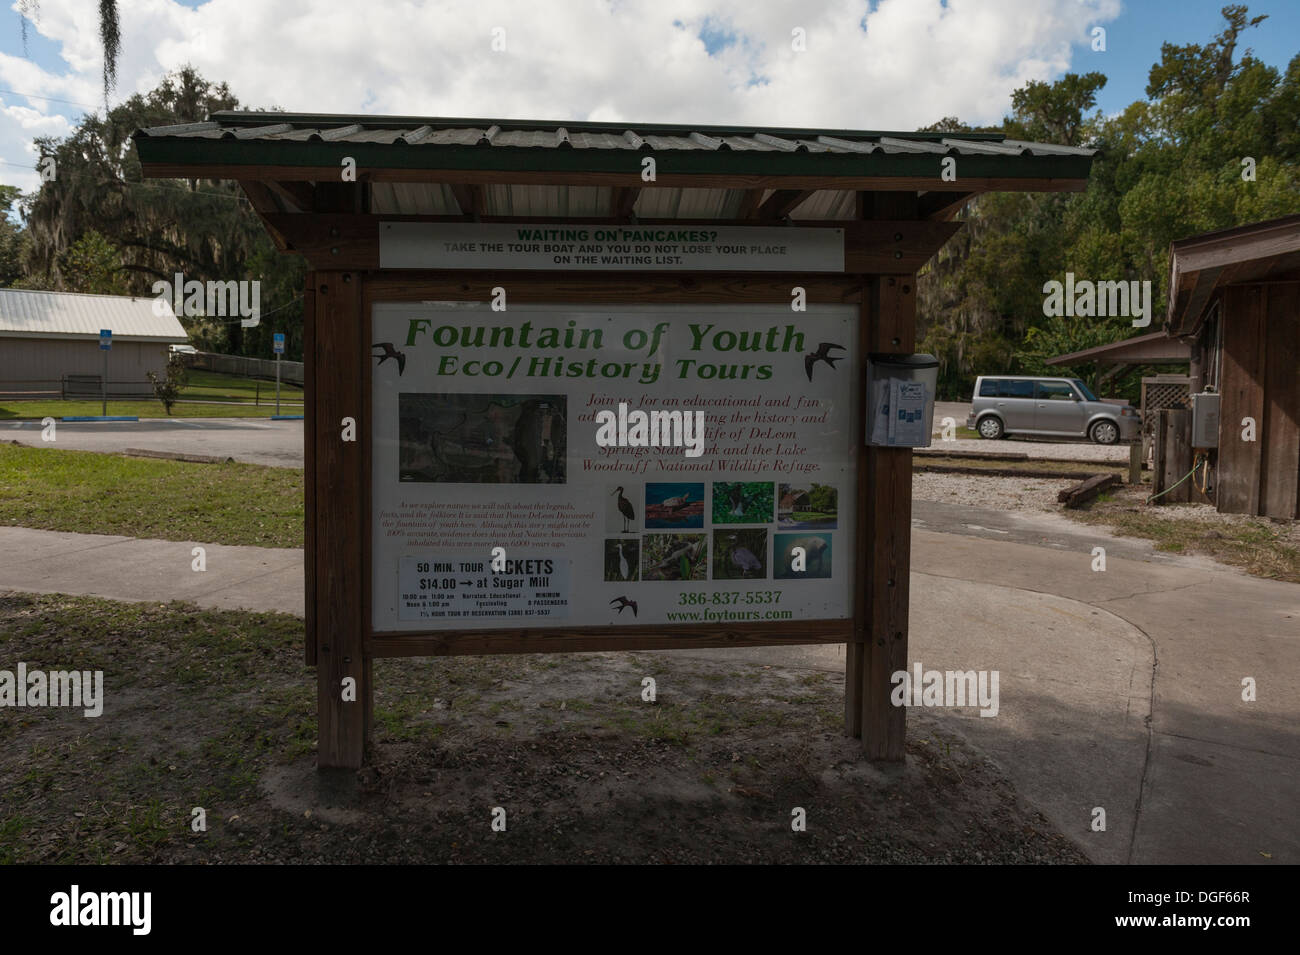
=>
[603,479,839,585]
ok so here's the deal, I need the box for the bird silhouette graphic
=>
[610,596,638,617]
[804,342,845,382]
[372,342,406,375]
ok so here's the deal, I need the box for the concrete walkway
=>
[0,521,1294,865]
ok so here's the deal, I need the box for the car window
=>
[1036,381,1077,401]
[980,379,1034,398]
[1071,378,1099,401]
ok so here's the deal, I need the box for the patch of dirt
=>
[0,593,1087,864]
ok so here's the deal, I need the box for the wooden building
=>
[135,112,1095,768]
[1166,215,1300,519]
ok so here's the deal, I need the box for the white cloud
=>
[1,0,1122,195]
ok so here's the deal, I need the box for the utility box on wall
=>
[1191,391,1220,448]
[866,354,939,448]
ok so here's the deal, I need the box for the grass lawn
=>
[0,399,301,420]
[181,369,303,402]
[0,443,303,547]
[1066,485,1300,583]
[0,592,1088,864]
[0,371,303,420]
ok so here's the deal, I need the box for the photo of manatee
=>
[604,538,640,582]
[774,532,833,580]
[399,393,566,483]
[641,533,707,581]
[712,529,768,580]
[778,482,838,529]
[644,482,705,528]
[712,481,774,524]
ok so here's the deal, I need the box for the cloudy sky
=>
[2,0,1298,196]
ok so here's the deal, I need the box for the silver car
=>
[966,376,1140,445]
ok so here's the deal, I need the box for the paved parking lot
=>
[4,417,304,468]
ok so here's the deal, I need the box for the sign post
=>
[99,329,111,416]
[273,332,285,415]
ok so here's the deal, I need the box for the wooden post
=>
[848,191,918,761]
[313,270,370,768]
[1128,441,1142,485]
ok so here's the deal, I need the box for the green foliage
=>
[806,484,837,515]
[146,354,189,415]
[20,66,303,360]
[918,5,1300,400]
[0,186,26,288]
[59,230,130,295]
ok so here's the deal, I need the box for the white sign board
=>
[370,302,858,633]
[379,222,845,272]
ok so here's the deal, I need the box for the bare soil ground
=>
[0,592,1086,864]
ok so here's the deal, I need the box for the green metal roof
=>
[134,111,1095,181]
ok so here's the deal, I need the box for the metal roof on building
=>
[134,112,1096,222]
[0,288,187,342]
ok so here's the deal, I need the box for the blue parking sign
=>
[273,333,285,355]
[99,329,112,350]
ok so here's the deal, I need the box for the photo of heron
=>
[644,482,705,529]
[711,481,774,524]
[641,533,707,582]
[712,529,768,580]
[774,532,832,580]
[607,484,638,534]
[398,393,566,484]
[604,538,640,582]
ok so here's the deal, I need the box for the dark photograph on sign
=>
[641,533,707,581]
[398,393,567,483]
[713,528,768,579]
[712,480,775,524]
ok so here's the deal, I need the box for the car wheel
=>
[977,416,1004,440]
[1090,420,1119,445]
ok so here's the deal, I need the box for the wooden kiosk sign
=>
[135,114,1094,768]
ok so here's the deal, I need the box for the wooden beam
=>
[449,183,483,217]
[917,190,977,220]
[735,189,765,219]
[237,180,291,250]
[265,179,316,212]
[757,189,813,220]
[370,621,852,657]
[610,186,640,219]
[142,162,1092,194]
[855,190,918,762]
[313,270,368,768]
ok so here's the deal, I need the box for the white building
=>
[0,288,187,397]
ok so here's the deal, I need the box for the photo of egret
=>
[604,538,640,582]
[774,533,833,580]
[712,529,768,580]
[641,533,707,581]
[712,481,774,524]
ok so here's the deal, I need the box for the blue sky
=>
[1,0,1296,196]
